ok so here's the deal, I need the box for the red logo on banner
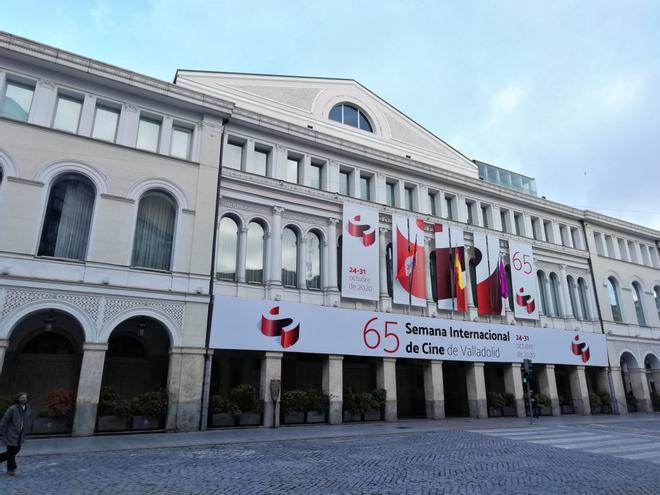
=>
[261,306,300,348]
[515,287,536,314]
[571,335,590,363]
[348,215,376,247]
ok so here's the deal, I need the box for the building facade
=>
[0,33,659,435]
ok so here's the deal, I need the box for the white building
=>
[0,33,658,435]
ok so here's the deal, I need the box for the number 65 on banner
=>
[363,317,400,353]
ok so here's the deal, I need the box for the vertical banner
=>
[508,240,540,320]
[434,224,466,312]
[392,214,427,306]
[341,203,379,301]
[473,233,501,315]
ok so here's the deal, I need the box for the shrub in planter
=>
[537,393,552,415]
[599,392,611,406]
[501,392,516,416]
[229,384,262,426]
[304,390,329,423]
[342,388,361,422]
[46,388,75,418]
[371,388,387,409]
[626,391,637,412]
[589,391,602,412]
[209,395,235,427]
[281,390,306,424]
[487,392,506,417]
[131,390,168,430]
[96,387,132,432]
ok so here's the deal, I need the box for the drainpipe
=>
[199,118,228,430]
[580,219,619,414]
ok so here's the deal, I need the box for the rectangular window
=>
[570,227,580,249]
[386,181,396,207]
[628,241,638,263]
[543,220,553,243]
[360,175,371,201]
[445,195,455,220]
[286,158,299,183]
[136,117,161,153]
[531,217,541,240]
[481,205,491,229]
[309,163,322,189]
[53,94,83,133]
[0,80,35,121]
[249,148,268,176]
[594,233,605,256]
[466,201,475,225]
[339,170,350,195]
[170,126,192,159]
[500,210,508,232]
[404,186,414,211]
[514,213,523,236]
[428,192,437,216]
[560,225,570,246]
[91,104,119,142]
[224,142,243,170]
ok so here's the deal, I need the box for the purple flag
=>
[499,256,509,299]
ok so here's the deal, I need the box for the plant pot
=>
[502,406,516,417]
[561,404,574,414]
[305,410,327,423]
[540,406,552,416]
[343,410,362,422]
[601,404,612,414]
[131,416,161,430]
[590,405,601,414]
[488,406,503,417]
[237,412,261,426]
[210,413,235,427]
[282,411,304,424]
[96,415,129,432]
[31,417,69,435]
[362,408,382,421]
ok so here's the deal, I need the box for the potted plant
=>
[363,388,386,421]
[230,384,262,426]
[502,393,516,416]
[599,392,612,414]
[342,388,361,422]
[33,388,75,434]
[353,392,376,421]
[304,389,328,423]
[537,393,552,416]
[626,391,637,412]
[559,395,574,414]
[131,390,168,430]
[487,392,506,417]
[280,390,306,424]
[96,386,131,432]
[209,395,235,427]
[589,391,602,414]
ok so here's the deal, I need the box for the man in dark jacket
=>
[0,392,33,476]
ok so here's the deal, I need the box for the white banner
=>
[392,214,427,306]
[210,296,608,366]
[508,240,540,320]
[341,203,379,301]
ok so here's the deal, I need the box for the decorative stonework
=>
[102,297,185,328]
[0,288,101,320]
[220,199,271,216]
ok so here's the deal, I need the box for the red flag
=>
[454,247,467,312]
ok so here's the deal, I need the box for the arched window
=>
[537,271,549,315]
[306,231,322,290]
[549,273,562,317]
[578,278,590,320]
[632,282,647,326]
[567,276,579,319]
[654,285,660,321]
[386,242,393,297]
[337,235,342,292]
[282,227,298,287]
[216,216,239,280]
[607,277,623,322]
[245,221,265,284]
[329,103,373,132]
[132,191,177,271]
[38,173,95,260]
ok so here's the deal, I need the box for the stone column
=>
[538,364,561,416]
[323,355,343,424]
[260,352,283,427]
[72,343,108,436]
[326,218,339,291]
[377,357,397,421]
[610,366,628,415]
[569,366,591,415]
[269,206,284,286]
[77,93,97,137]
[237,226,248,283]
[504,363,526,417]
[166,347,206,432]
[424,360,445,419]
[379,228,390,299]
[629,368,653,412]
[298,236,308,289]
[466,362,487,419]
[0,339,8,378]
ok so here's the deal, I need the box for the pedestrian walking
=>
[530,390,540,421]
[0,392,33,476]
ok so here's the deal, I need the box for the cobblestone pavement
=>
[4,426,660,495]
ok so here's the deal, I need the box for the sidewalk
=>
[21,413,660,457]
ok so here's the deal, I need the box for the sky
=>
[2,0,660,229]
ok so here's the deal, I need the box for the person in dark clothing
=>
[530,390,540,420]
[0,392,33,476]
